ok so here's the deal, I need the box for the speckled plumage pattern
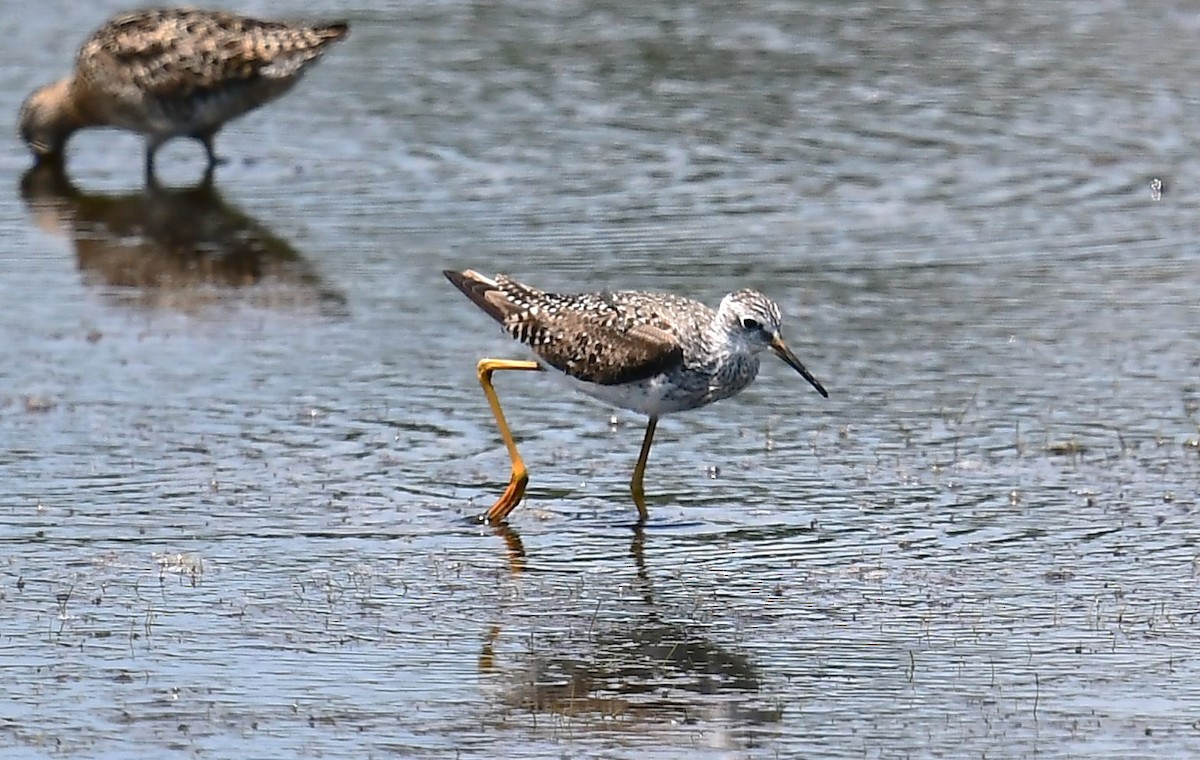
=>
[445,269,828,417]
[445,268,828,521]
[19,8,348,171]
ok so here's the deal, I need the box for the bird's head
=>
[19,79,79,161]
[718,289,828,398]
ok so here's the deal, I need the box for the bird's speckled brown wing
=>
[445,270,699,386]
[508,295,685,386]
[78,9,348,97]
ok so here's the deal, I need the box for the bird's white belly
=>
[550,368,722,417]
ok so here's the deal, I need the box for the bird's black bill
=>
[771,337,828,398]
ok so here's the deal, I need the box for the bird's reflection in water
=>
[19,164,346,316]
[480,521,783,733]
[490,522,528,575]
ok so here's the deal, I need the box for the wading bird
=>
[444,269,828,524]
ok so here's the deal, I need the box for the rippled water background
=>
[3,0,1200,757]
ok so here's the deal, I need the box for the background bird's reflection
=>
[480,523,783,732]
[20,165,346,316]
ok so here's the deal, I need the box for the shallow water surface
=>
[2,0,1200,758]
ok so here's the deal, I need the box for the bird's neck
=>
[701,321,760,384]
[702,318,745,360]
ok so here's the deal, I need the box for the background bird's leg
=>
[476,358,544,523]
[197,132,225,167]
[143,141,161,184]
[629,416,658,522]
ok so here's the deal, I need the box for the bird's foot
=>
[483,471,528,525]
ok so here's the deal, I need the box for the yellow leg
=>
[629,416,658,522]
[476,358,544,523]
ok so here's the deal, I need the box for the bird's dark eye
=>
[741,317,761,331]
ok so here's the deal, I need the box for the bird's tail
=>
[257,20,349,77]
[443,269,511,325]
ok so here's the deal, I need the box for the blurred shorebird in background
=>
[18,8,348,179]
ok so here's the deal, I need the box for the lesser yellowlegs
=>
[444,269,829,524]
[19,8,349,178]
